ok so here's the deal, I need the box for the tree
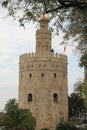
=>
[56,120,76,130]
[62,6,87,53]
[79,52,87,80]
[75,52,87,107]
[0,99,36,130]
[68,93,85,119]
[4,98,18,112]
[74,80,87,108]
[1,0,87,52]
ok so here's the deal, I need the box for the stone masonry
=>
[18,15,68,130]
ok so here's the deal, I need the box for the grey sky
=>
[0,7,84,111]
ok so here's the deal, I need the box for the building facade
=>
[18,15,68,130]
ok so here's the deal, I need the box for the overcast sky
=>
[0,7,84,111]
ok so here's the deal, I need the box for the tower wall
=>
[18,15,68,130]
[19,52,68,130]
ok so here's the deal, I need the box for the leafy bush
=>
[56,121,76,130]
[41,128,49,130]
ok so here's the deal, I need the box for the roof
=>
[40,14,49,21]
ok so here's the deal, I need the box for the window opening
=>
[51,49,54,52]
[53,93,58,103]
[39,64,41,67]
[41,73,44,77]
[54,73,56,78]
[28,93,32,102]
[29,73,32,78]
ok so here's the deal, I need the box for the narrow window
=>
[51,49,54,52]
[29,73,32,78]
[39,64,41,67]
[53,93,58,103]
[54,73,56,78]
[41,73,44,77]
[28,93,32,102]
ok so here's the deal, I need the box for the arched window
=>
[28,93,32,102]
[53,93,58,103]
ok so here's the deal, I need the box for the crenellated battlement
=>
[20,52,35,59]
[19,52,67,63]
[51,53,67,61]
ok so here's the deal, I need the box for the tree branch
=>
[45,0,87,13]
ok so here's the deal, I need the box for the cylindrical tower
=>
[18,15,68,130]
[36,15,51,56]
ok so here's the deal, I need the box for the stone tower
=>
[18,15,68,130]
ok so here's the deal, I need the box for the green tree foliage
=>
[74,80,84,94]
[73,52,87,109]
[0,99,36,130]
[74,80,87,108]
[79,52,87,80]
[1,0,87,52]
[4,98,18,112]
[63,6,87,53]
[79,52,87,68]
[56,120,76,130]
[41,128,49,130]
[68,93,85,119]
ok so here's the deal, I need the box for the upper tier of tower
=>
[36,14,51,55]
[39,14,49,29]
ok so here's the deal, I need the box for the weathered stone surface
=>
[18,15,68,130]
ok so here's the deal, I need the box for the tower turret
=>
[36,14,51,55]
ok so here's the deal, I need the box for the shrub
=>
[41,128,49,130]
[56,121,76,130]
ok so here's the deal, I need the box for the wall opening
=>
[41,73,44,77]
[28,93,32,102]
[54,73,56,78]
[53,93,58,103]
[29,73,32,78]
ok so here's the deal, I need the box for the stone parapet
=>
[19,52,67,63]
